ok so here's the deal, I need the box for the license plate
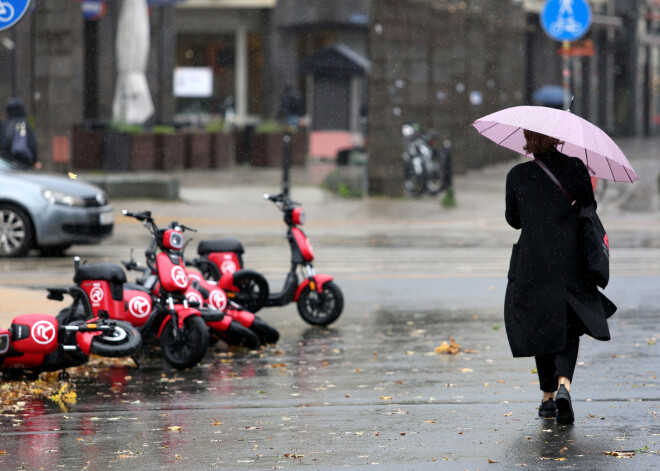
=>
[100,211,114,225]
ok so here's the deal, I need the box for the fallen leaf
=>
[460,368,473,373]
[488,459,498,463]
[380,396,392,400]
[68,172,77,180]
[603,451,635,458]
[167,426,182,432]
[175,454,182,460]
[504,412,512,417]
[434,337,461,355]
[0,451,6,456]
[554,457,566,461]
[211,419,222,426]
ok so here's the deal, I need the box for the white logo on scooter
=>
[186,291,204,305]
[171,266,188,288]
[32,320,56,345]
[209,290,227,310]
[128,297,151,318]
[221,259,237,274]
[90,287,104,304]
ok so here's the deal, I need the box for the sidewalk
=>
[1,136,658,326]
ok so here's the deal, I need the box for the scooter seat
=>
[197,238,244,255]
[74,263,127,284]
[124,282,151,293]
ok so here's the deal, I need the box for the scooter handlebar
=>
[122,210,153,222]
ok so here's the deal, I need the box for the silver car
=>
[0,155,114,257]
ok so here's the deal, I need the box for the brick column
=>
[33,2,84,169]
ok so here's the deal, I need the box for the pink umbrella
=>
[472,106,638,183]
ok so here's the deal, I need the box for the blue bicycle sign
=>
[0,0,31,32]
[541,0,592,42]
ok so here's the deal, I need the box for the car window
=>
[0,153,20,171]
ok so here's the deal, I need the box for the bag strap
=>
[534,159,581,211]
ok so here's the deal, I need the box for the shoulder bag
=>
[534,159,610,288]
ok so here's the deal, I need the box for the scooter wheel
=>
[249,316,280,344]
[89,320,142,358]
[217,320,261,350]
[160,315,209,369]
[297,281,344,326]
[232,270,269,313]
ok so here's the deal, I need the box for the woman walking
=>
[504,130,616,424]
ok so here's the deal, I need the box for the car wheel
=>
[0,204,33,258]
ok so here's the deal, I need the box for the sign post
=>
[0,0,32,32]
[540,0,593,110]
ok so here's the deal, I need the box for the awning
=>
[299,44,370,77]
[74,0,187,5]
[177,0,276,7]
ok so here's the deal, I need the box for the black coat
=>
[504,150,616,358]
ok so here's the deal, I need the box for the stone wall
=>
[368,0,527,195]
[33,2,84,170]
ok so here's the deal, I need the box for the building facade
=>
[0,0,653,190]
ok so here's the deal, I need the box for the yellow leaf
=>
[167,426,182,432]
[380,396,392,400]
[211,420,222,426]
[68,172,77,180]
[554,457,566,461]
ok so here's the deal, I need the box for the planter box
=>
[129,133,157,171]
[156,133,186,171]
[185,132,212,169]
[101,132,157,171]
[102,132,131,171]
[250,133,283,167]
[72,125,103,170]
[210,132,235,168]
[250,131,307,167]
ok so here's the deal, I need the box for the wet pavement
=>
[0,136,659,469]
[0,274,659,469]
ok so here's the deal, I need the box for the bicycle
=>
[401,123,452,197]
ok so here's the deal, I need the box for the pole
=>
[562,40,572,110]
[282,132,291,196]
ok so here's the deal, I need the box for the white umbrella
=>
[112,0,154,124]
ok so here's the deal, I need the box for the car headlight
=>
[42,189,86,207]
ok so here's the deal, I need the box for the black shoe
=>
[538,398,557,418]
[555,385,574,424]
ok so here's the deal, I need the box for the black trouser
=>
[535,311,582,393]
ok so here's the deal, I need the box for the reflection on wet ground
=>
[1,292,659,469]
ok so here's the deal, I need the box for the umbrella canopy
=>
[472,106,638,183]
[112,0,154,124]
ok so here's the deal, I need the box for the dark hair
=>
[523,129,563,154]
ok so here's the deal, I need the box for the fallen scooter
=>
[189,192,344,326]
[1,286,141,380]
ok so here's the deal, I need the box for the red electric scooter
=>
[121,210,264,351]
[190,192,344,326]
[1,286,141,380]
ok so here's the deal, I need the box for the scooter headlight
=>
[292,207,305,225]
[163,229,184,251]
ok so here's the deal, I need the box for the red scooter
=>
[190,192,344,326]
[1,286,141,380]
[185,269,279,344]
[122,210,263,351]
